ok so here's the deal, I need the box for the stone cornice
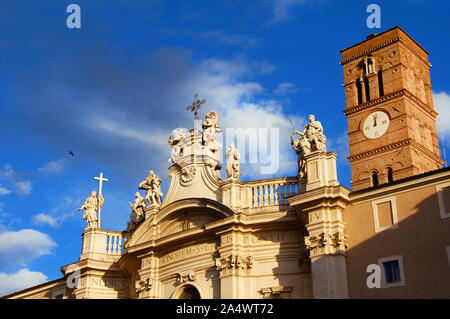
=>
[343,89,437,118]
[340,37,430,66]
[288,185,350,210]
[348,140,411,161]
[410,140,444,164]
[348,139,443,163]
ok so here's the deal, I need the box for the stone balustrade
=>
[247,177,299,207]
[106,231,124,256]
[221,176,300,212]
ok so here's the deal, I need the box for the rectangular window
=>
[383,260,401,283]
[378,255,406,288]
[372,196,398,233]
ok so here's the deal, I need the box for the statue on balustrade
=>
[139,170,163,207]
[226,142,242,180]
[127,192,146,231]
[291,114,327,177]
[77,191,104,228]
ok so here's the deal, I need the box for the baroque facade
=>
[3,26,450,299]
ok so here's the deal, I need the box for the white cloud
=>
[326,133,349,163]
[0,164,14,178]
[0,229,57,270]
[193,30,261,48]
[93,118,168,151]
[0,164,32,196]
[32,213,58,228]
[15,181,32,196]
[200,57,250,78]
[274,82,299,95]
[38,159,66,176]
[0,186,11,196]
[434,91,450,137]
[0,268,48,297]
[271,0,309,23]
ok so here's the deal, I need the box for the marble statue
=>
[77,191,104,228]
[291,114,327,177]
[202,111,222,154]
[226,142,242,180]
[127,192,146,230]
[168,126,186,163]
[139,170,163,207]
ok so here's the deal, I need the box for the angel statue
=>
[77,191,104,228]
[139,170,163,207]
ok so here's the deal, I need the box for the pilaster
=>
[135,252,158,299]
[216,231,253,298]
[288,151,350,299]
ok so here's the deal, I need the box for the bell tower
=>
[340,26,443,191]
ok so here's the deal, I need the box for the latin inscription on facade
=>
[244,231,301,245]
[160,242,218,265]
[79,277,127,289]
[220,231,301,246]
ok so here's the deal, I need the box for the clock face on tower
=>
[363,111,390,139]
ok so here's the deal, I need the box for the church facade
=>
[3,26,450,299]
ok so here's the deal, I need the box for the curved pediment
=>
[125,198,235,249]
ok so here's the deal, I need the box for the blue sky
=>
[1,0,450,295]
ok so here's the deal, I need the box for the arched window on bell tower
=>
[364,76,371,102]
[356,78,363,105]
[387,167,394,183]
[372,170,379,187]
[378,69,384,97]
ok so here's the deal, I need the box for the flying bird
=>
[68,150,74,157]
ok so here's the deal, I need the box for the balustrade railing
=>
[246,177,299,208]
[105,231,124,255]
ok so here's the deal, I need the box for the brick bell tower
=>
[340,26,444,191]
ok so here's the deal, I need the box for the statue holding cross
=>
[77,172,108,229]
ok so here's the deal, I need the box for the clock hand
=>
[373,114,378,127]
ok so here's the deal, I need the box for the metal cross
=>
[94,172,108,228]
[186,93,206,120]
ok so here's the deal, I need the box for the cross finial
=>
[186,93,206,120]
[94,172,109,195]
[94,172,108,228]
